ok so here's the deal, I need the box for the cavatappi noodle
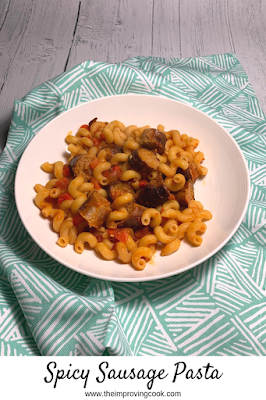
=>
[34,119,212,270]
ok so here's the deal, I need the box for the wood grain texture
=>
[152,0,181,58]
[0,0,33,91]
[66,0,153,69]
[1,0,266,154]
[180,0,234,57]
[0,0,10,30]
[227,0,266,113]
[0,0,79,152]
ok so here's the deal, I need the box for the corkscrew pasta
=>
[34,118,212,270]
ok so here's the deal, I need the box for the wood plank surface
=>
[0,0,10,30]
[0,0,80,151]
[66,0,153,69]
[152,0,181,58]
[227,0,266,114]
[1,0,266,154]
[179,0,234,56]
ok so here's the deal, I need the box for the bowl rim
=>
[15,93,251,282]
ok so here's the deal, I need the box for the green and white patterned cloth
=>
[0,53,266,356]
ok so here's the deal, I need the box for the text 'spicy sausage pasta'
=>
[34,118,212,270]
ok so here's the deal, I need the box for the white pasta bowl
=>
[15,94,250,282]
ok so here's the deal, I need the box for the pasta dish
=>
[34,118,212,270]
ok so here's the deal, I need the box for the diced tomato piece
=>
[114,229,129,243]
[63,164,71,177]
[58,192,73,205]
[101,166,121,185]
[108,229,119,243]
[113,167,122,178]
[108,228,129,244]
[107,231,117,243]
[55,177,69,190]
[91,177,101,190]
[100,132,105,140]
[73,214,85,226]
[80,124,90,130]
[161,207,164,213]
[139,179,148,188]
[134,227,152,241]
[107,165,122,183]
[93,137,103,146]
[89,158,100,169]
[168,193,175,200]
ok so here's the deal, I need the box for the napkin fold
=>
[0,53,266,356]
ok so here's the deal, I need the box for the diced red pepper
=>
[100,132,105,140]
[63,164,71,177]
[91,177,101,190]
[134,227,152,241]
[58,192,73,205]
[73,214,85,226]
[89,158,100,169]
[139,179,148,188]
[80,124,90,130]
[55,177,69,190]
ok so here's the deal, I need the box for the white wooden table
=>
[1,0,266,153]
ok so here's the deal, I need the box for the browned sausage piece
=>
[78,191,112,229]
[101,144,123,161]
[106,181,135,201]
[175,181,195,206]
[69,154,82,175]
[88,117,97,128]
[128,148,159,176]
[136,174,170,207]
[176,161,199,183]
[141,128,167,155]
[69,153,94,181]
[117,203,147,230]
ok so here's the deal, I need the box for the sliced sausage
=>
[141,128,166,155]
[78,191,112,229]
[69,153,94,181]
[107,181,135,201]
[175,181,195,206]
[136,174,170,207]
[176,161,199,183]
[88,117,97,128]
[101,144,123,161]
[128,148,159,176]
[117,203,147,230]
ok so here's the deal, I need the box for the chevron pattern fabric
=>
[0,53,265,356]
